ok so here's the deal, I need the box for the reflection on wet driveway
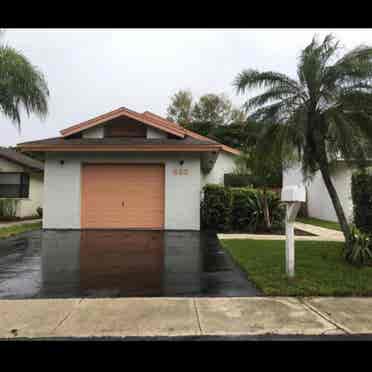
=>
[0,230,260,299]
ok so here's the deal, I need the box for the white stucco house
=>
[18,107,239,230]
[283,160,354,223]
[0,147,44,219]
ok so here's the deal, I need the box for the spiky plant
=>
[0,30,49,130]
[234,34,372,251]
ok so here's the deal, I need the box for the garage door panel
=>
[81,164,164,229]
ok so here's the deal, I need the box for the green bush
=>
[201,184,233,231]
[37,207,43,218]
[230,187,260,232]
[344,225,372,266]
[265,191,286,231]
[201,185,285,232]
[351,170,372,234]
[0,199,18,218]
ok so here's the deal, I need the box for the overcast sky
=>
[2,28,372,146]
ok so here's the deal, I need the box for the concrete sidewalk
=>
[1,297,371,339]
[218,222,344,242]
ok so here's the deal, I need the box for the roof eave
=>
[0,154,44,171]
[18,144,222,153]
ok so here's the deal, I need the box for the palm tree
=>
[234,34,372,251]
[0,30,49,130]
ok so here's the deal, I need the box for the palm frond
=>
[243,85,305,113]
[234,69,300,94]
[324,45,372,88]
[0,45,49,129]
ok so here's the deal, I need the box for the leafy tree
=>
[233,142,283,231]
[210,120,262,151]
[166,90,193,126]
[167,90,252,151]
[167,90,246,128]
[191,93,233,126]
[0,31,49,130]
[234,34,372,250]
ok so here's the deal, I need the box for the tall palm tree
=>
[0,30,49,130]
[234,34,372,250]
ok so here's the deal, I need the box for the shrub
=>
[201,185,285,233]
[37,207,43,218]
[201,184,233,231]
[266,191,286,231]
[0,199,18,218]
[344,225,372,266]
[230,188,260,232]
[351,169,372,234]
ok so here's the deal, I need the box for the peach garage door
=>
[81,164,165,229]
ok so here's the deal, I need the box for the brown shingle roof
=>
[18,106,241,156]
[17,136,223,153]
[19,136,217,146]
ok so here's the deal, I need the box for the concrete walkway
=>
[0,219,41,229]
[218,222,345,241]
[1,297,371,339]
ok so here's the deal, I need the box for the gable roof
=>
[0,147,44,171]
[19,107,240,156]
[60,107,186,139]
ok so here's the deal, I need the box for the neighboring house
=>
[0,147,44,218]
[18,107,239,230]
[283,161,354,223]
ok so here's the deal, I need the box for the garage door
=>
[81,164,165,229]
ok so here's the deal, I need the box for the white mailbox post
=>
[281,185,306,277]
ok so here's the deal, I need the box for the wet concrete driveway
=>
[0,230,260,299]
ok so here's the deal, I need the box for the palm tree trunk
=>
[318,163,351,248]
[262,188,272,231]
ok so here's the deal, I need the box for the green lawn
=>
[221,239,372,296]
[0,222,42,239]
[296,217,341,231]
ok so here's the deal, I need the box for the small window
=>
[0,173,30,198]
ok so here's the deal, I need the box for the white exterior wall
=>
[307,164,353,222]
[43,152,201,230]
[201,152,237,186]
[0,157,43,218]
[18,172,44,218]
[283,161,353,223]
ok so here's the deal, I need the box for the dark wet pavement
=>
[0,230,260,299]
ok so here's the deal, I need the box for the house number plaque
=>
[173,168,189,176]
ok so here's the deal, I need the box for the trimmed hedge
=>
[201,184,285,232]
[224,173,282,188]
[352,170,372,234]
[224,174,253,187]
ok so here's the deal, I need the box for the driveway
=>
[0,230,260,299]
